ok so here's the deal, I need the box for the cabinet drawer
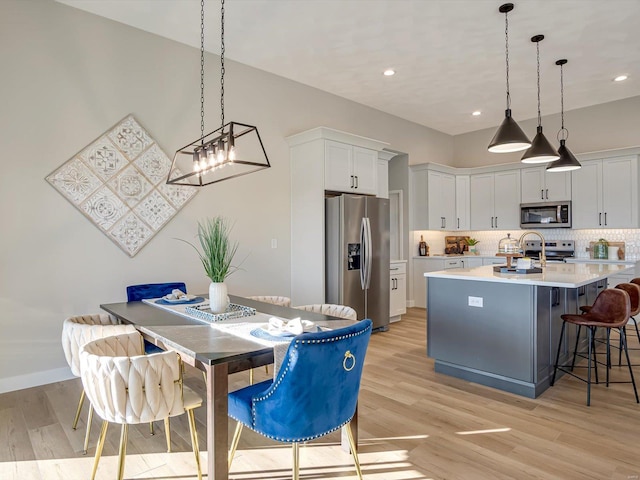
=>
[444,259,463,269]
[390,262,406,275]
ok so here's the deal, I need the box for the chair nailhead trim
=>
[245,323,371,442]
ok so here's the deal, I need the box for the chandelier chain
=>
[536,40,541,126]
[504,9,510,109]
[220,0,225,129]
[200,0,205,144]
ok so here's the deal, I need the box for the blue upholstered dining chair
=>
[126,282,187,355]
[228,319,373,480]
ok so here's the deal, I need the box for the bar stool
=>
[551,288,639,406]
[580,283,640,366]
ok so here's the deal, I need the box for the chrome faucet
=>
[519,230,546,267]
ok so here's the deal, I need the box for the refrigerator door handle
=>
[364,217,373,290]
[359,217,367,289]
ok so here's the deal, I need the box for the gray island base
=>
[425,263,634,398]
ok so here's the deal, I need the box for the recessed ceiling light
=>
[383,69,395,76]
[472,111,482,116]
[614,75,628,82]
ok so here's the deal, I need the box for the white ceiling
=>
[55,0,640,136]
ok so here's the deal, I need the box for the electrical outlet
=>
[468,296,483,308]
[271,238,277,249]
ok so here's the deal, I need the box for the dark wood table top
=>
[101,294,354,369]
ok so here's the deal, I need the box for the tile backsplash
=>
[412,229,640,260]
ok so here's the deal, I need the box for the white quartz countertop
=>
[424,262,634,288]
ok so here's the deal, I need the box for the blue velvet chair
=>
[228,319,372,480]
[126,282,187,302]
[126,282,187,356]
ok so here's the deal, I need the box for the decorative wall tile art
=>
[46,114,197,257]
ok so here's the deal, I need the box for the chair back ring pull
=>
[343,350,356,371]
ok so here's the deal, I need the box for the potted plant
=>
[180,216,240,313]
[465,238,480,255]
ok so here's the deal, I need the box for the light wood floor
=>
[2,308,640,479]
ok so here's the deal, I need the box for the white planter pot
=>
[208,282,229,313]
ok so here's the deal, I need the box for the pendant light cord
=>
[200,0,205,145]
[504,9,511,110]
[558,61,568,141]
[220,0,225,129]
[536,40,541,127]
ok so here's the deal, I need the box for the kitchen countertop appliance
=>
[325,195,390,331]
[523,240,575,263]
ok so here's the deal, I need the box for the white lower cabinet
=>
[390,261,407,321]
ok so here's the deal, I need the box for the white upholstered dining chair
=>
[247,295,292,307]
[61,314,137,453]
[294,303,358,321]
[80,331,203,480]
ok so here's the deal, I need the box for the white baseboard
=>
[0,366,74,394]
[407,300,415,308]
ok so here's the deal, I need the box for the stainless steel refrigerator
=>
[325,194,390,331]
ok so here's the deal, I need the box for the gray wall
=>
[0,0,453,390]
[389,154,410,261]
[453,95,640,167]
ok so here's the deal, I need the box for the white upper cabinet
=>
[455,175,470,230]
[325,140,377,195]
[521,167,571,203]
[572,155,638,229]
[470,170,520,230]
[411,166,455,230]
[427,171,456,230]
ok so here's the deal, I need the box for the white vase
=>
[208,282,230,313]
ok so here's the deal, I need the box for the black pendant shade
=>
[520,34,558,164]
[546,139,581,172]
[488,109,531,153]
[521,125,560,163]
[488,3,531,154]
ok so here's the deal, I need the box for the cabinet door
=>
[602,155,638,228]
[390,274,406,317]
[544,170,571,201]
[470,173,494,230]
[461,257,483,268]
[455,175,470,230]
[521,167,545,203]
[441,173,456,230]
[493,170,521,229]
[572,160,602,228]
[324,140,353,192]
[352,146,378,195]
[412,259,445,309]
[411,169,429,230]
[427,171,444,229]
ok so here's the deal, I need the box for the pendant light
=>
[521,35,559,163]
[488,3,531,154]
[167,0,270,187]
[546,59,581,172]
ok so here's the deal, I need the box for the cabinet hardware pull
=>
[491,216,494,228]
[599,212,602,226]
[604,212,607,225]
[457,218,460,229]
[355,176,358,189]
[350,175,354,188]
[545,189,549,200]
[541,189,544,200]
[495,216,498,228]
[391,267,399,271]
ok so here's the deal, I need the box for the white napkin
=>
[163,289,196,301]
[267,317,315,336]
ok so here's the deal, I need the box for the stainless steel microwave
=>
[520,201,571,228]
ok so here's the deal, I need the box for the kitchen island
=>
[425,262,634,398]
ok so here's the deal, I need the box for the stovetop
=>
[524,240,575,262]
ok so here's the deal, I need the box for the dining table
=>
[100,294,359,480]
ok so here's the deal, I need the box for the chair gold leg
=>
[228,421,244,469]
[187,408,202,480]
[202,370,207,384]
[90,420,108,480]
[117,424,128,480]
[164,417,171,452]
[265,365,269,375]
[72,389,86,430]
[249,368,254,385]
[345,422,364,480]
[292,442,300,480]
[83,403,94,455]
